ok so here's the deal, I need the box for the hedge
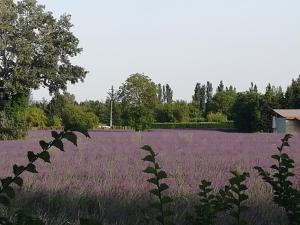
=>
[151,121,235,129]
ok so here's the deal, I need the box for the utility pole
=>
[109,86,114,128]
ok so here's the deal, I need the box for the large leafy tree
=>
[285,75,300,109]
[0,0,87,95]
[205,81,213,115]
[210,89,237,119]
[260,84,285,132]
[165,84,173,103]
[192,82,206,116]
[231,91,262,132]
[46,92,76,119]
[118,73,158,130]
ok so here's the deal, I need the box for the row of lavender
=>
[0,130,300,224]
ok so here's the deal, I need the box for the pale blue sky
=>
[33,0,300,102]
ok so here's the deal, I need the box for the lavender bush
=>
[0,129,299,225]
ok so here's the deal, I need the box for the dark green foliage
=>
[188,170,249,225]
[0,211,44,225]
[25,107,47,129]
[141,145,174,225]
[260,84,285,132]
[217,81,225,93]
[155,103,176,123]
[187,103,203,122]
[118,73,158,131]
[207,112,227,123]
[0,0,87,95]
[285,76,300,109]
[218,170,250,225]
[121,104,155,131]
[47,115,62,128]
[192,83,206,116]
[205,81,213,116]
[62,104,99,130]
[172,101,190,122]
[0,94,28,140]
[46,92,76,119]
[231,91,262,132]
[79,218,103,225]
[165,84,173,104]
[151,121,235,129]
[155,101,191,123]
[157,84,163,103]
[254,134,300,225]
[0,127,90,224]
[209,89,237,119]
[188,180,220,225]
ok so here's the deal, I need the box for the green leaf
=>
[157,171,168,179]
[79,218,103,225]
[13,165,25,176]
[159,183,169,192]
[63,132,78,146]
[271,155,280,161]
[52,139,64,151]
[141,145,153,152]
[143,167,156,174]
[150,189,160,197]
[147,178,158,185]
[1,177,13,187]
[68,128,90,138]
[200,180,212,187]
[142,155,155,162]
[39,151,50,163]
[26,164,38,173]
[13,177,23,187]
[141,145,155,156]
[0,195,10,207]
[51,131,60,139]
[270,165,279,170]
[39,141,49,150]
[27,151,36,163]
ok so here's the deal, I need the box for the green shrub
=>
[62,104,99,130]
[122,105,155,131]
[47,116,63,128]
[151,121,235,129]
[26,107,47,129]
[0,111,26,140]
[0,94,28,140]
[207,112,227,123]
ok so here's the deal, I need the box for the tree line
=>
[26,73,300,133]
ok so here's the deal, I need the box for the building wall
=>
[286,120,300,133]
[275,117,286,133]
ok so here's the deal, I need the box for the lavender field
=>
[1,129,300,225]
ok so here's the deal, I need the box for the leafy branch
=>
[254,134,300,225]
[141,145,174,225]
[0,128,102,225]
[188,180,220,225]
[219,170,250,225]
